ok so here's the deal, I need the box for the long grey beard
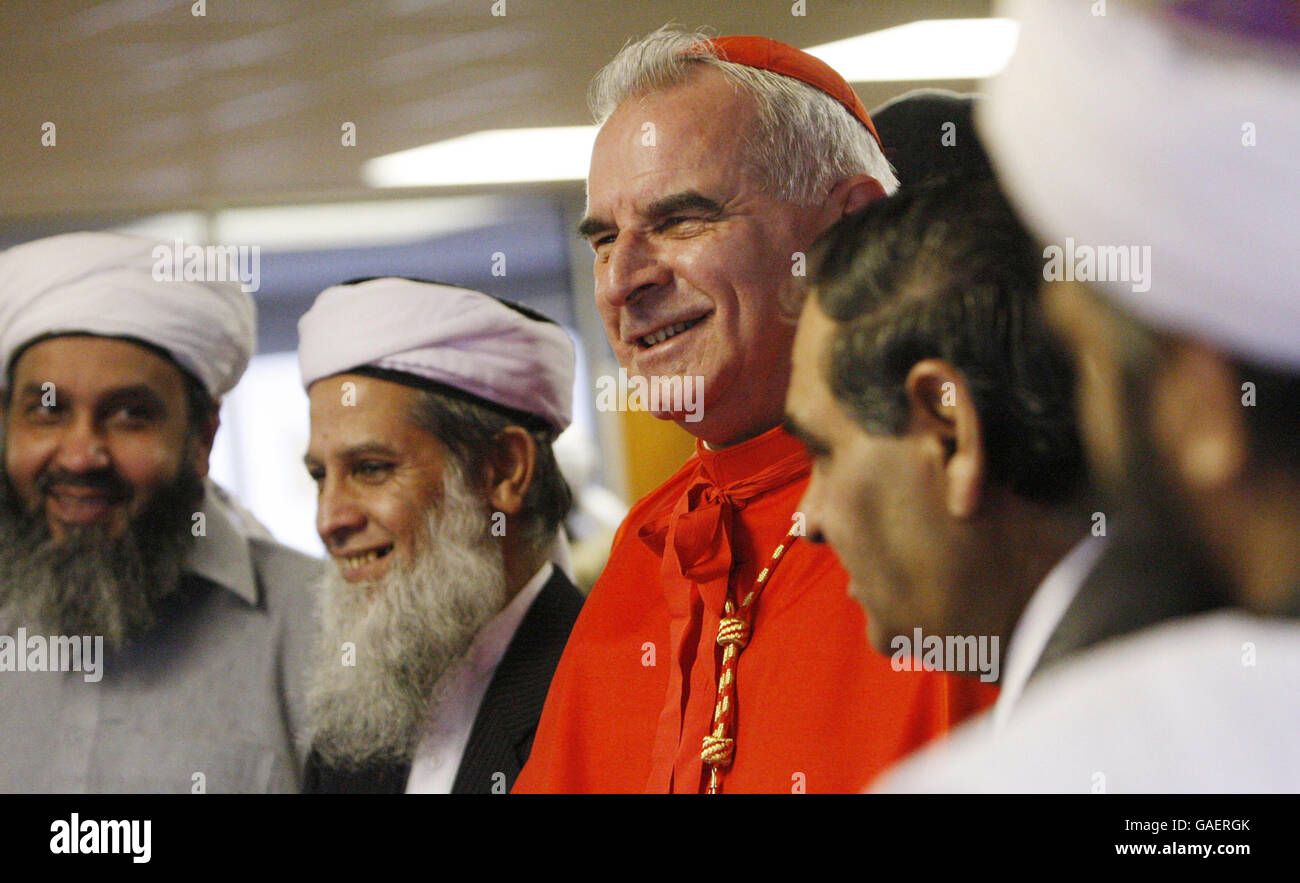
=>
[306,464,508,770]
[0,469,200,652]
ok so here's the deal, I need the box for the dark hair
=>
[352,365,572,557]
[870,89,995,187]
[809,176,1086,504]
[175,362,218,431]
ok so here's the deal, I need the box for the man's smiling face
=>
[306,373,453,586]
[3,334,205,544]
[582,67,831,446]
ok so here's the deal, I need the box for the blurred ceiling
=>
[0,0,992,222]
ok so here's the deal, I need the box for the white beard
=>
[305,464,507,769]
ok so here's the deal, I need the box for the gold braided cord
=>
[702,522,801,794]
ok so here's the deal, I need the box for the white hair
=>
[590,24,899,205]
[305,458,507,768]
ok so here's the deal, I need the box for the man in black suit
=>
[296,277,583,793]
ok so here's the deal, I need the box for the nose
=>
[599,231,672,309]
[796,478,827,545]
[316,477,366,548]
[52,415,111,474]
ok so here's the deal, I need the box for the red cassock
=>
[514,427,999,793]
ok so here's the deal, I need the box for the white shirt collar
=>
[991,534,1107,731]
[404,561,553,793]
[463,561,553,679]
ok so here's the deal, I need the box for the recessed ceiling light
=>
[805,18,1020,82]
[363,126,598,188]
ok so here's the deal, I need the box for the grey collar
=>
[183,479,264,607]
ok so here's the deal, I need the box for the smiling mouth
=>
[338,545,394,572]
[45,488,128,523]
[637,315,706,349]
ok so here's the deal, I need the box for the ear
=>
[903,360,986,520]
[486,426,537,517]
[191,402,221,479]
[1149,340,1247,491]
[821,174,887,227]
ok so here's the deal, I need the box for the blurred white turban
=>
[980,0,1300,369]
[0,231,256,394]
[298,278,575,434]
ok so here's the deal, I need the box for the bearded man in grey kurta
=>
[0,232,318,793]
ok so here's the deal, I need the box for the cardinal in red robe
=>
[514,32,999,794]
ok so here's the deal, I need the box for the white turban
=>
[0,231,256,395]
[298,278,575,434]
[980,0,1300,369]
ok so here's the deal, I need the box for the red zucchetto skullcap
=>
[700,35,882,149]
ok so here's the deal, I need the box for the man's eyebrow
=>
[576,191,725,241]
[343,442,400,458]
[576,214,611,240]
[643,191,724,221]
[14,383,168,415]
[309,442,401,465]
[97,385,166,409]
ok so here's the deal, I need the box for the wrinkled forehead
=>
[309,371,457,455]
[587,73,760,209]
[307,372,420,430]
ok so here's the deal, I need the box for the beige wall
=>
[619,409,698,502]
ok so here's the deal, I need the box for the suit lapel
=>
[451,568,583,794]
[1035,527,1228,678]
